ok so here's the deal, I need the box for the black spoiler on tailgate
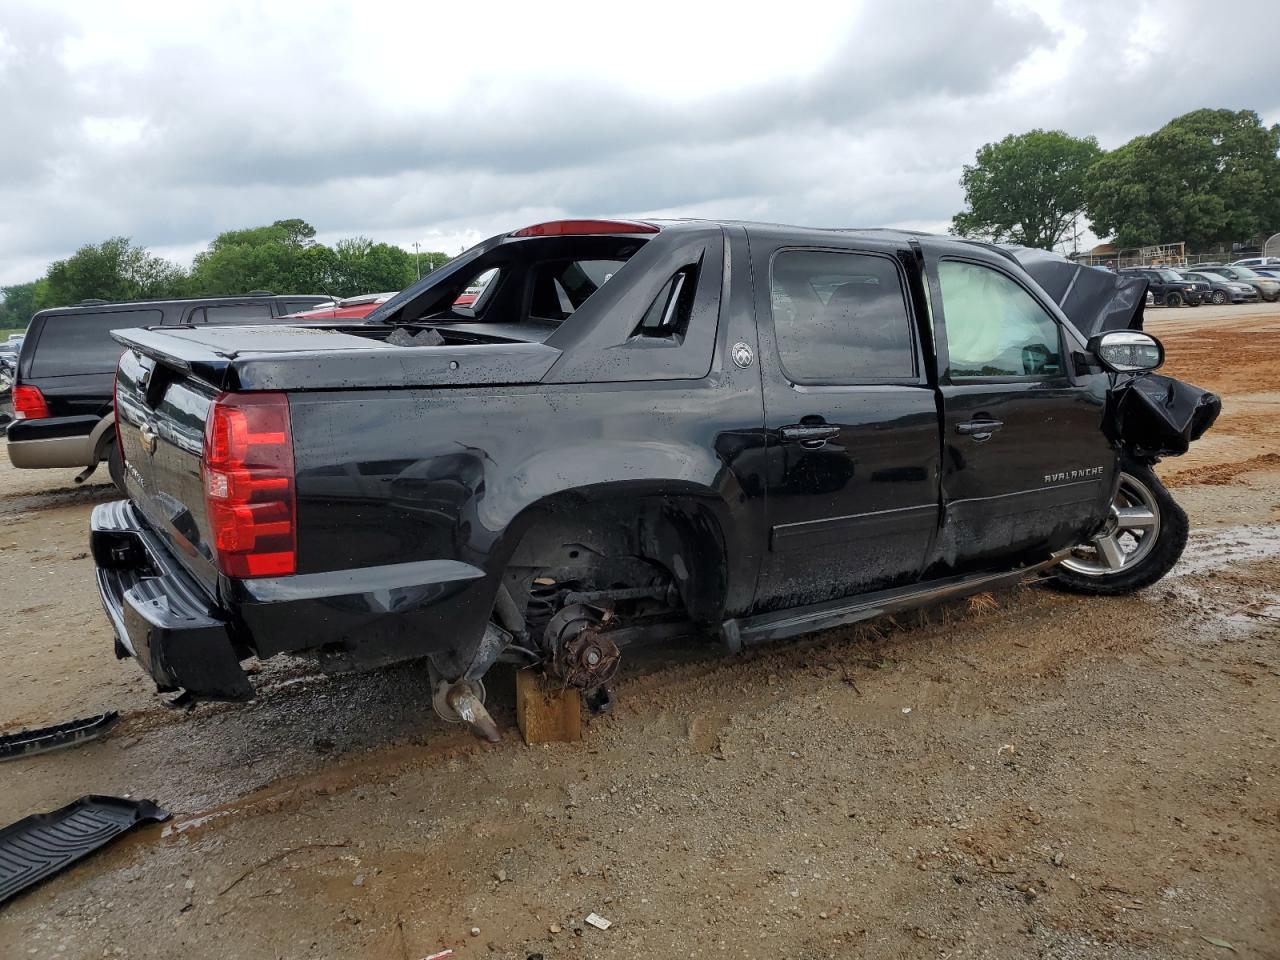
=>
[110,325,562,392]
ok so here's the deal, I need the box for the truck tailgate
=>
[114,347,222,595]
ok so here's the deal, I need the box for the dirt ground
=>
[1,304,1277,960]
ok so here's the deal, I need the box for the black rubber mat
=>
[0,795,170,905]
[0,712,119,762]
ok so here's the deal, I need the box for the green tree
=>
[37,238,187,309]
[328,237,418,296]
[189,218,326,295]
[1086,108,1280,248]
[952,130,1103,250]
[0,280,42,329]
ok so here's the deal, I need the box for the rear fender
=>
[493,476,737,625]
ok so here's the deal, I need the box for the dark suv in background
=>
[1118,267,1206,307]
[7,293,327,485]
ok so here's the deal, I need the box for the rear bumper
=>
[7,415,100,468]
[91,499,494,701]
[90,500,253,700]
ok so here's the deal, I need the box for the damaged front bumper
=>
[90,500,254,700]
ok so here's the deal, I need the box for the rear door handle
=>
[956,419,1003,439]
[780,424,841,447]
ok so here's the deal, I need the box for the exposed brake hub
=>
[544,602,621,692]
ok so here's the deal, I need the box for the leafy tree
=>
[1086,108,1280,248]
[0,280,42,329]
[188,219,325,295]
[952,130,1103,249]
[37,238,187,308]
[328,237,417,296]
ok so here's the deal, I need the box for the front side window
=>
[936,260,1062,379]
[770,250,916,382]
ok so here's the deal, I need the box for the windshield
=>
[1195,273,1228,283]
[1156,270,1183,281]
[1230,266,1261,279]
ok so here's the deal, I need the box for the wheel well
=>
[90,415,116,461]
[503,491,729,627]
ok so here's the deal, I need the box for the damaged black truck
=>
[92,219,1219,738]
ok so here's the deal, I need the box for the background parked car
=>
[1118,267,1205,307]
[8,293,327,485]
[1196,264,1280,302]
[1179,270,1260,305]
[1230,256,1280,268]
[1252,266,1280,281]
[284,292,397,320]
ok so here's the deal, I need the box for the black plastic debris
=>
[1113,373,1222,457]
[0,795,170,906]
[0,712,120,763]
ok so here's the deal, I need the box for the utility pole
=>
[413,242,421,279]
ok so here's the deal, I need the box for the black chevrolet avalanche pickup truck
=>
[92,220,1218,737]
[8,294,328,485]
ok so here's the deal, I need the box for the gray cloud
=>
[0,0,1276,286]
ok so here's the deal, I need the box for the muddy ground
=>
[1,303,1277,960]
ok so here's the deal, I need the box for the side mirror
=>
[1089,330,1164,373]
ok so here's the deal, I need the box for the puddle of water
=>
[1170,524,1280,577]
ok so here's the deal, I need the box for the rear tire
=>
[1164,291,1183,308]
[106,439,127,494]
[1052,460,1188,596]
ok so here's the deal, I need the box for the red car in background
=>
[285,292,397,320]
[286,288,481,320]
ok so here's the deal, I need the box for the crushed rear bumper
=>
[90,500,253,700]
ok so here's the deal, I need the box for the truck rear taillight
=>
[12,384,49,420]
[202,392,296,578]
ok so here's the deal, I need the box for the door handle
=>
[780,424,840,447]
[956,419,1003,440]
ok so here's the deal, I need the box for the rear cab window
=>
[391,235,648,333]
[29,309,163,377]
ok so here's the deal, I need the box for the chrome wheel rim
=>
[1061,473,1161,577]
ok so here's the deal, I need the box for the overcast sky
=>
[1,0,1277,286]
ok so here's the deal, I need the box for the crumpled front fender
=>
[1107,372,1221,459]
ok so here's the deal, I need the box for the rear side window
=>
[770,250,917,382]
[197,304,274,325]
[529,259,625,322]
[936,260,1062,379]
[29,309,162,377]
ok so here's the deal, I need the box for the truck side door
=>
[918,244,1117,573]
[752,239,941,612]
